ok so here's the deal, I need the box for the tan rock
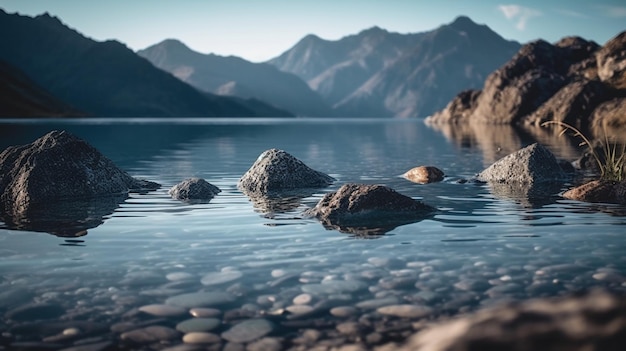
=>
[402,166,444,184]
[563,179,626,204]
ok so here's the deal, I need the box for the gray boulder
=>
[169,178,221,202]
[238,148,334,193]
[477,143,565,184]
[0,130,159,230]
[396,290,626,351]
[305,183,434,235]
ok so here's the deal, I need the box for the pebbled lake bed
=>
[1,118,625,350]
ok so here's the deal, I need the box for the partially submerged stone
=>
[563,179,626,204]
[0,130,159,234]
[305,184,434,235]
[238,148,334,194]
[477,143,566,184]
[402,166,444,184]
[398,290,626,351]
[169,178,221,202]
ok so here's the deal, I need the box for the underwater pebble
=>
[190,307,222,318]
[166,272,194,281]
[176,318,221,333]
[330,306,358,318]
[120,325,179,343]
[377,304,432,318]
[246,337,283,351]
[356,296,400,310]
[139,304,187,317]
[182,332,221,344]
[166,291,234,308]
[201,271,243,286]
[293,293,313,305]
[221,318,275,343]
[286,305,314,315]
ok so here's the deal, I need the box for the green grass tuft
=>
[541,121,625,182]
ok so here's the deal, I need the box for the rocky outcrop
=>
[563,180,626,204]
[169,178,221,202]
[402,166,445,184]
[396,290,626,351]
[589,98,626,141]
[0,130,159,232]
[238,149,334,194]
[596,32,626,89]
[427,31,626,132]
[476,143,565,184]
[305,184,434,235]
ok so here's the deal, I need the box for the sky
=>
[1,0,625,62]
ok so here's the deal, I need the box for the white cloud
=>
[498,4,542,31]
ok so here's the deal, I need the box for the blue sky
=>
[1,0,625,62]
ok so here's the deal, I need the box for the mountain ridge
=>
[268,16,521,117]
[0,9,291,118]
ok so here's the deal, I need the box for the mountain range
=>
[269,16,521,117]
[0,9,291,118]
[1,10,522,118]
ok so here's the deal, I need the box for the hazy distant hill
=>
[0,59,82,117]
[138,39,332,117]
[269,16,521,117]
[0,10,291,117]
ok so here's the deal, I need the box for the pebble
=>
[355,296,400,310]
[190,307,222,318]
[293,293,313,305]
[221,319,275,343]
[377,304,432,318]
[176,318,221,333]
[286,305,314,315]
[120,326,180,343]
[139,304,188,317]
[301,280,367,295]
[5,303,65,321]
[166,272,195,281]
[246,337,283,351]
[166,291,234,308]
[57,341,112,351]
[201,271,243,286]
[330,306,358,318]
[182,332,221,344]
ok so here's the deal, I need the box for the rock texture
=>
[402,166,445,184]
[476,143,565,184]
[397,290,626,351]
[563,180,626,204]
[238,149,334,194]
[0,130,159,233]
[305,184,434,234]
[169,178,221,201]
[427,31,626,131]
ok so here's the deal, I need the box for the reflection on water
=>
[0,119,625,350]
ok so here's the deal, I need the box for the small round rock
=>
[169,178,221,201]
[183,332,221,344]
[402,166,445,184]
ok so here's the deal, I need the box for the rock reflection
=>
[425,122,524,166]
[0,194,126,237]
[242,189,315,214]
[487,181,563,208]
[317,218,423,237]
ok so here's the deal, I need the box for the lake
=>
[1,118,625,350]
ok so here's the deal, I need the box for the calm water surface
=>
[0,118,625,348]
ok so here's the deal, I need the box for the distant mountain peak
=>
[449,15,481,30]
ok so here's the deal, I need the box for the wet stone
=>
[120,325,180,343]
[57,341,112,351]
[286,305,315,315]
[139,304,188,317]
[167,272,195,281]
[293,293,313,305]
[246,337,283,351]
[176,318,221,333]
[356,296,400,310]
[221,319,275,343]
[201,271,243,286]
[182,332,221,344]
[166,291,235,308]
[5,303,65,321]
[301,280,367,295]
[331,306,358,318]
[377,304,432,318]
[190,307,222,318]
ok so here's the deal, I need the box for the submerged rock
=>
[477,143,565,184]
[169,178,221,202]
[305,184,434,235]
[402,166,445,184]
[399,290,626,351]
[238,148,334,194]
[0,130,159,234]
[563,180,626,204]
